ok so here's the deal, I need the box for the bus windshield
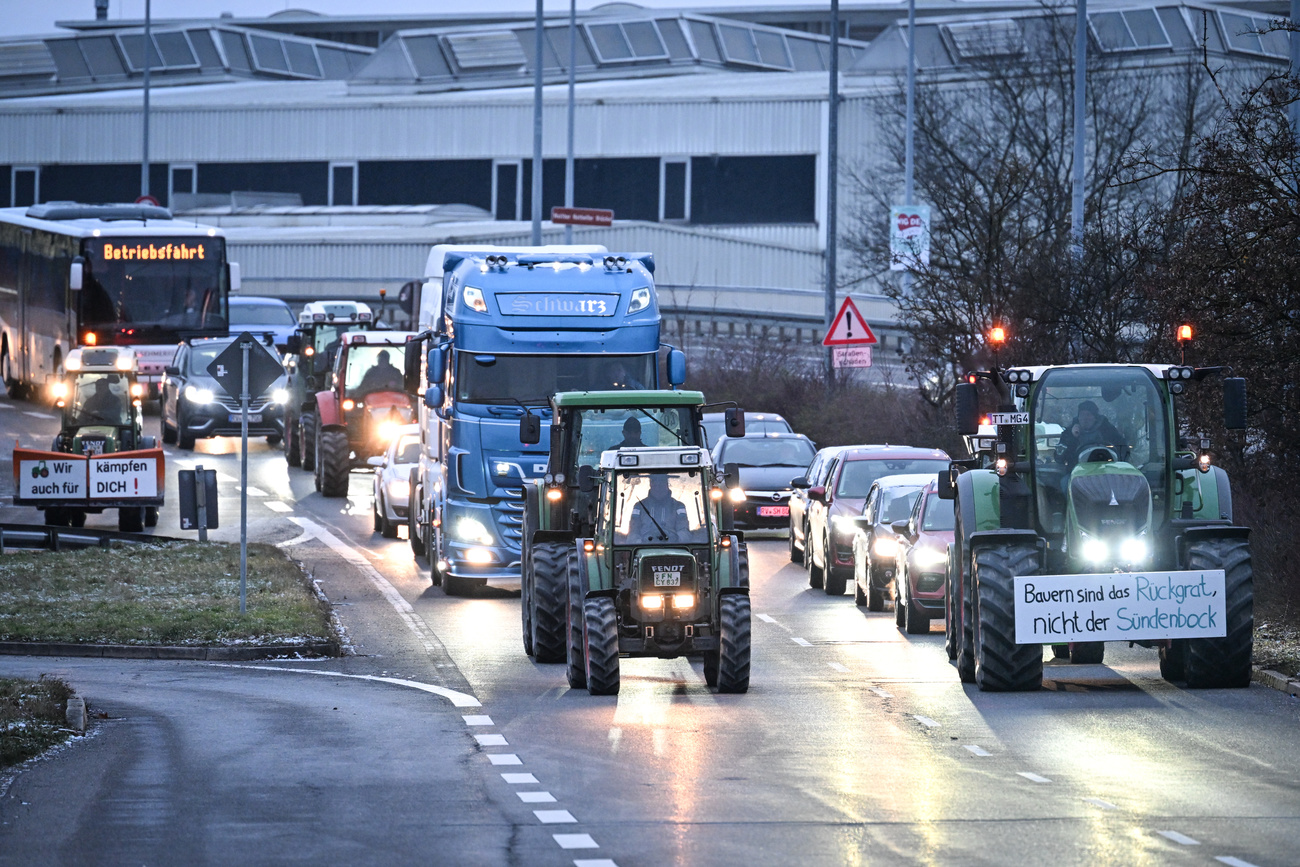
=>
[80,237,226,334]
[456,354,655,404]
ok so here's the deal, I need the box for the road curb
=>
[1253,667,1300,697]
[0,640,340,660]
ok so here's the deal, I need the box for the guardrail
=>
[0,523,184,553]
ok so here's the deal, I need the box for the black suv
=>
[160,335,288,450]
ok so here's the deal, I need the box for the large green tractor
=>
[518,390,745,663]
[563,445,751,695]
[943,361,1251,691]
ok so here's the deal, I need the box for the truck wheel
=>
[716,594,752,694]
[1159,640,1187,682]
[119,506,144,533]
[807,537,824,589]
[285,416,301,466]
[565,549,587,690]
[583,596,620,696]
[973,542,1043,692]
[531,541,569,664]
[144,507,158,528]
[1183,537,1253,689]
[1069,641,1105,664]
[300,413,317,472]
[905,599,930,635]
[426,525,443,587]
[318,429,350,497]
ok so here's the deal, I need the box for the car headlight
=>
[628,286,652,314]
[913,547,948,569]
[387,478,410,502]
[270,388,289,405]
[832,515,858,536]
[184,385,214,404]
[454,516,493,544]
[729,487,746,504]
[872,536,899,558]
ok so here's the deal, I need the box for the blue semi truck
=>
[403,246,684,595]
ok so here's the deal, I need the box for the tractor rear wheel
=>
[530,541,569,663]
[583,596,620,696]
[973,542,1043,692]
[1184,537,1253,689]
[318,429,351,497]
[565,548,587,689]
[300,412,317,472]
[1069,641,1105,664]
[716,594,752,694]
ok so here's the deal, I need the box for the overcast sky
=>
[3,0,818,39]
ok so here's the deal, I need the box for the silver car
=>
[369,424,420,539]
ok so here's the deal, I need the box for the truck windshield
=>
[456,354,655,404]
[80,236,226,335]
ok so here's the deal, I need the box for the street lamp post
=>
[141,0,152,200]
[565,0,577,245]
[825,0,840,388]
[532,0,544,246]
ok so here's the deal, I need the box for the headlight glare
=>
[184,385,214,404]
[872,536,899,558]
[1082,538,1108,563]
[387,478,410,501]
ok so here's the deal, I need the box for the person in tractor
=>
[623,473,692,543]
[614,417,646,449]
[356,349,403,397]
[79,377,126,424]
[1057,400,1126,467]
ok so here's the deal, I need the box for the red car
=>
[892,480,955,634]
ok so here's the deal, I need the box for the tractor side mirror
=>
[423,384,444,409]
[955,382,980,435]
[403,340,422,394]
[578,464,595,493]
[285,334,302,355]
[937,467,956,500]
[519,412,541,445]
[667,349,686,387]
[1224,377,1247,430]
[724,408,746,438]
[69,257,84,291]
[724,462,740,489]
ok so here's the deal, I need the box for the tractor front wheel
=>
[1184,537,1253,689]
[973,542,1043,692]
[300,412,317,472]
[285,418,301,466]
[318,429,351,497]
[565,549,587,689]
[1069,641,1105,664]
[583,596,620,696]
[530,541,569,663]
[118,506,144,533]
[716,594,752,693]
[1159,640,1187,682]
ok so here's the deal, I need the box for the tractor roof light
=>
[989,326,1007,346]
[1177,324,1194,342]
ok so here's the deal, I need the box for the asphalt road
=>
[3,393,1300,866]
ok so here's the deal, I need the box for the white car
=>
[369,424,420,539]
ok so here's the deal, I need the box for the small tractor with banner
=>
[942,350,1252,691]
[14,345,163,531]
[564,445,751,695]
[518,390,746,662]
[314,330,417,497]
[282,301,375,472]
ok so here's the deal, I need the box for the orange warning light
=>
[989,326,1006,345]
[84,332,97,345]
[1177,324,1193,342]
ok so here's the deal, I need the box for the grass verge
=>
[0,541,335,647]
[1,675,76,770]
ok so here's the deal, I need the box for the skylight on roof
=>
[940,19,1025,60]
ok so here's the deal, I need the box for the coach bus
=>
[0,202,238,400]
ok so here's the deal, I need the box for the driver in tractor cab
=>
[622,473,692,543]
[1056,400,1126,468]
[79,377,126,424]
[356,349,403,397]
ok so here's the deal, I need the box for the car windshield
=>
[612,470,709,545]
[186,342,226,374]
[230,304,294,326]
[879,488,923,524]
[717,438,815,467]
[703,416,790,445]
[70,373,130,425]
[395,435,421,463]
[574,407,696,469]
[456,353,655,404]
[921,494,955,531]
[836,459,949,497]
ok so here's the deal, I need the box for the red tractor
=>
[314,331,417,498]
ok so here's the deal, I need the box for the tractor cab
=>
[53,347,147,455]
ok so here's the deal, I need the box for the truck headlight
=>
[628,286,652,314]
[463,286,487,313]
[455,517,493,544]
[184,385,214,404]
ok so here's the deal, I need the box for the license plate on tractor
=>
[758,505,789,517]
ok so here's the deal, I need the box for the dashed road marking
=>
[464,715,493,726]
[535,810,577,824]
[913,715,940,728]
[0,402,12,409]
[517,792,556,803]
[554,834,599,850]
[757,614,778,623]
[574,861,619,867]
[244,486,268,497]
[265,501,292,513]
[1083,798,1118,810]
[1017,772,1051,784]
[22,411,53,419]
[1157,831,1200,846]
[475,734,508,746]
[964,745,991,756]
[502,773,537,784]
[869,687,893,699]
[1215,857,1260,867]
[488,754,522,765]
[792,637,812,647]
[827,662,849,673]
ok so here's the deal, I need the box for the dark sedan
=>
[713,433,817,530]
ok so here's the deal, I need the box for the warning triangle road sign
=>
[822,297,878,346]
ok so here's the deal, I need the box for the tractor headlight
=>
[184,385,214,404]
[387,478,410,502]
[377,420,400,443]
[872,536,899,558]
[1119,537,1148,564]
[641,594,664,610]
[454,517,493,544]
[672,593,695,610]
[628,286,652,314]
[913,547,948,569]
[1081,537,1109,563]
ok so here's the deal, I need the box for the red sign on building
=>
[550,206,614,227]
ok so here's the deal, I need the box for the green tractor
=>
[518,390,745,663]
[943,360,1251,691]
[563,445,751,695]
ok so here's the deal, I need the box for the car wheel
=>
[867,567,886,612]
[895,583,907,627]
[807,532,824,589]
[823,541,846,595]
[177,400,196,450]
[788,518,803,564]
[853,563,868,606]
[161,412,177,445]
[373,496,383,533]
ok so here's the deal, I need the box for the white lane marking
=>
[288,517,448,661]
[218,473,238,483]
[475,734,508,746]
[1083,798,1118,810]
[535,810,577,824]
[210,664,479,708]
[244,486,269,497]
[22,411,54,419]
[0,402,12,409]
[574,861,619,867]
[792,637,812,647]
[488,754,522,766]
[1157,831,1200,846]
[276,529,313,547]
[827,662,849,673]
[554,834,599,849]
[265,501,293,513]
[1215,857,1261,867]
[757,614,778,623]
[913,715,940,728]
[964,745,991,756]
[502,773,538,784]
[869,687,893,699]
[518,792,556,803]
[1018,772,1051,784]
[463,715,494,726]
[608,727,622,753]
